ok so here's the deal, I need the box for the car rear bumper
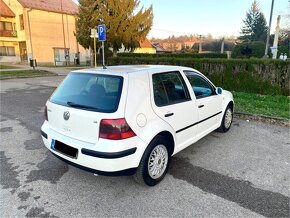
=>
[50,151,137,176]
[81,147,137,159]
[41,123,147,175]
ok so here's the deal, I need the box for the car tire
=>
[133,136,170,186]
[218,105,233,133]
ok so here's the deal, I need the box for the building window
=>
[4,22,12,31]
[0,46,16,56]
[0,21,13,30]
[0,21,17,37]
[19,14,24,30]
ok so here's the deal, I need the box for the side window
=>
[4,22,13,31]
[153,71,190,107]
[85,76,120,96]
[185,71,215,99]
[97,77,119,94]
[19,15,24,30]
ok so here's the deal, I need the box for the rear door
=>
[151,70,199,149]
[47,72,126,143]
[184,71,223,137]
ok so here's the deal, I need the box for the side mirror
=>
[216,87,223,95]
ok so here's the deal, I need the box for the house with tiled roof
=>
[184,38,197,49]
[0,0,85,63]
[134,38,156,54]
[152,42,166,53]
[0,0,15,18]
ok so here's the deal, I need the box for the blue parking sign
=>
[98,24,106,41]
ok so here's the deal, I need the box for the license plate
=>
[52,140,78,159]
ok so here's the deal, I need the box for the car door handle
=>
[165,113,174,117]
[198,104,204,108]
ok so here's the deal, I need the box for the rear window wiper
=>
[67,101,98,110]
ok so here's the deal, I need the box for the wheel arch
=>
[222,99,234,114]
[228,100,234,110]
[155,131,175,156]
[218,99,234,126]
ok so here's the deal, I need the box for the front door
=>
[19,41,27,62]
[151,70,199,150]
[184,71,223,137]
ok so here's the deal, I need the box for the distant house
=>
[0,0,86,64]
[160,41,183,52]
[184,38,197,49]
[134,38,156,54]
[152,42,166,53]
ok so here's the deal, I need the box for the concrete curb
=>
[234,112,290,127]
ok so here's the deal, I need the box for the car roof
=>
[71,65,195,75]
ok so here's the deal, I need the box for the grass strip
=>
[0,70,57,79]
[0,65,20,69]
[233,91,289,119]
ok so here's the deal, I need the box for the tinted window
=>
[184,71,215,99]
[50,73,123,113]
[153,71,190,106]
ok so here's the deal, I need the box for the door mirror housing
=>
[216,87,223,95]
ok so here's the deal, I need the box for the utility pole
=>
[61,0,67,65]
[264,0,275,58]
[221,37,225,54]
[27,9,33,62]
[271,15,281,59]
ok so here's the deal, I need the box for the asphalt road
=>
[1,76,289,217]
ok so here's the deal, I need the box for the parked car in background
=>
[41,65,234,186]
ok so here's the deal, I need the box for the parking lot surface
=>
[1,76,289,217]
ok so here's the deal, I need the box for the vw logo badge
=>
[63,111,70,121]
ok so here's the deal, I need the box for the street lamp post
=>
[264,0,275,58]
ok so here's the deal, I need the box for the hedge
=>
[108,57,290,96]
[231,41,267,58]
[117,52,227,59]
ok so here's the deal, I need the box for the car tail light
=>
[44,105,48,121]
[99,118,136,140]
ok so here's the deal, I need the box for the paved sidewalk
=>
[0,63,87,75]
[37,66,72,75]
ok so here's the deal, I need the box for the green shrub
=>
[232,41,266,58]
[277,45,290,58]
[108,57,290,95]
[117,52,227,59]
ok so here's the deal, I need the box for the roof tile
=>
[17,0,78,15]
[0,0,16,17]
[139,38,153,48]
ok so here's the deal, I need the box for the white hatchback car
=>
[41,65,234,186]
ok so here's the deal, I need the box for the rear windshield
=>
[50,73,123,113]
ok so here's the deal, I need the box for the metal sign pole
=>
[98,24,106,69]
[94,30,97,68]
[102,41,105,68]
